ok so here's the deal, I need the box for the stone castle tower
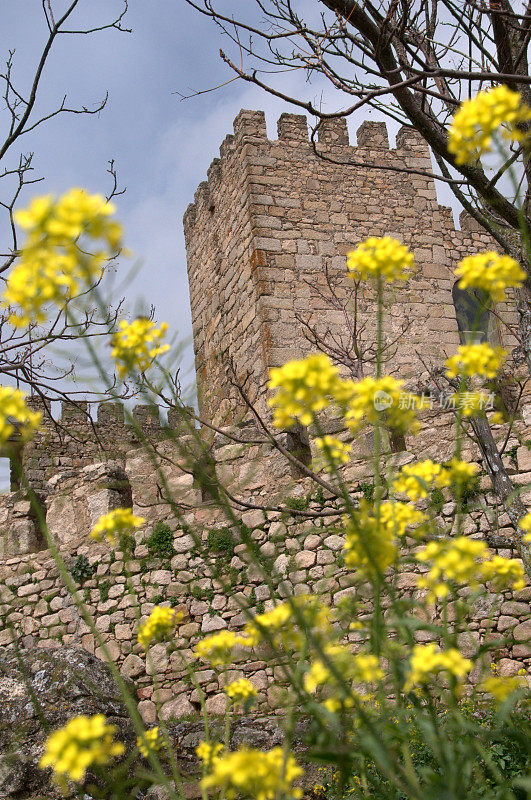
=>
[183,110,502,425]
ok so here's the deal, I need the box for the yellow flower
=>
[315,435,351,468]
[445,343,506,379]
[268,353,351,429]
[519,513,531,543]
[404,644,472,692]
[111,318,170,378]
[480,674,528,704]
[490,411,505,425]
[225,678,258,704]
[39,714,124,785]
[195,630,250,666]
[393,460,450,501]
[416,537,487,600]
[345,375,421,434]
[200,747,303,800]
[415,536,525,601]
[455,252,526,302]
[90,508,145,546]
[197,741,224,767]
[448,85,531,165]
[244,596,330,650]
[481,555,525,592]
[378,501,427,537]
[446,458,480,489]
[347,237,415,283]
[344,502,396,576]
[304,644,383,708]
[4,189,122,327]
[15,189,121,247]
[344,501,425,577]
[137,727,162,757]
[137,605,182,649]
[0,387,41,445]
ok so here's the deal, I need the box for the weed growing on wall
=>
[147,522,175,560]
[70,555,97,586]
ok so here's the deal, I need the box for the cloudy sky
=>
[0,0,456,487]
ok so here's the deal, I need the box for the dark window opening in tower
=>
[452,282,492,344]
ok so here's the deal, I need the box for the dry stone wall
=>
[0,402,530,725]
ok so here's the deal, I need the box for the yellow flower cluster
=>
[344,500,428,576]
[446,457,480,485]
[195,629,249,666]
[455,252,526,303]
[304,644,383,711]
[519,513,531,543]
[393,460,449,501]
[137,727,162,757]
[225,678,258,704]
[445,343,506,379]
[448,85,531,165]
[480,674,527,704]
[379,501,428,537]
[393,458,479,500]
[416,536,525,601]
[244,596,330,650]
[268,353,349,428]
[4,189,122,327]
[315,435,351,468]
[197,741,224,767]
[404,644,472,692]
[346,237,415,283]
[481,554,526,591]
[137,605,182,649]
[111,318,170,378]
[344,502,397,577]
[345,376,421,434]
[90,507,145,545]
[39,713,124,784]
[343,501,425,577]
[15,190,122,246]
[0,387,41,445]
[268,357,422,436]
[200,746,303,800]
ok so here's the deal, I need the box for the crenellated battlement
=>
[183,111,435,240]
[24,399,194,436]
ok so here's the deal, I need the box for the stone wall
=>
[0,408,530,725]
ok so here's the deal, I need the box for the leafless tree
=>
[186,0,531,368]
[0,0,131,410]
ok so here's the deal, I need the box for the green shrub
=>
[429,486,445,515]
[287,495,309,511]
[206,527,235,561]
[331,701,530,800]
[357,481,375,502]
[147,521,175,559]
[98,578,111,603]
[70,555,97,585]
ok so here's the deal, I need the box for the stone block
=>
[160,695,194,721]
